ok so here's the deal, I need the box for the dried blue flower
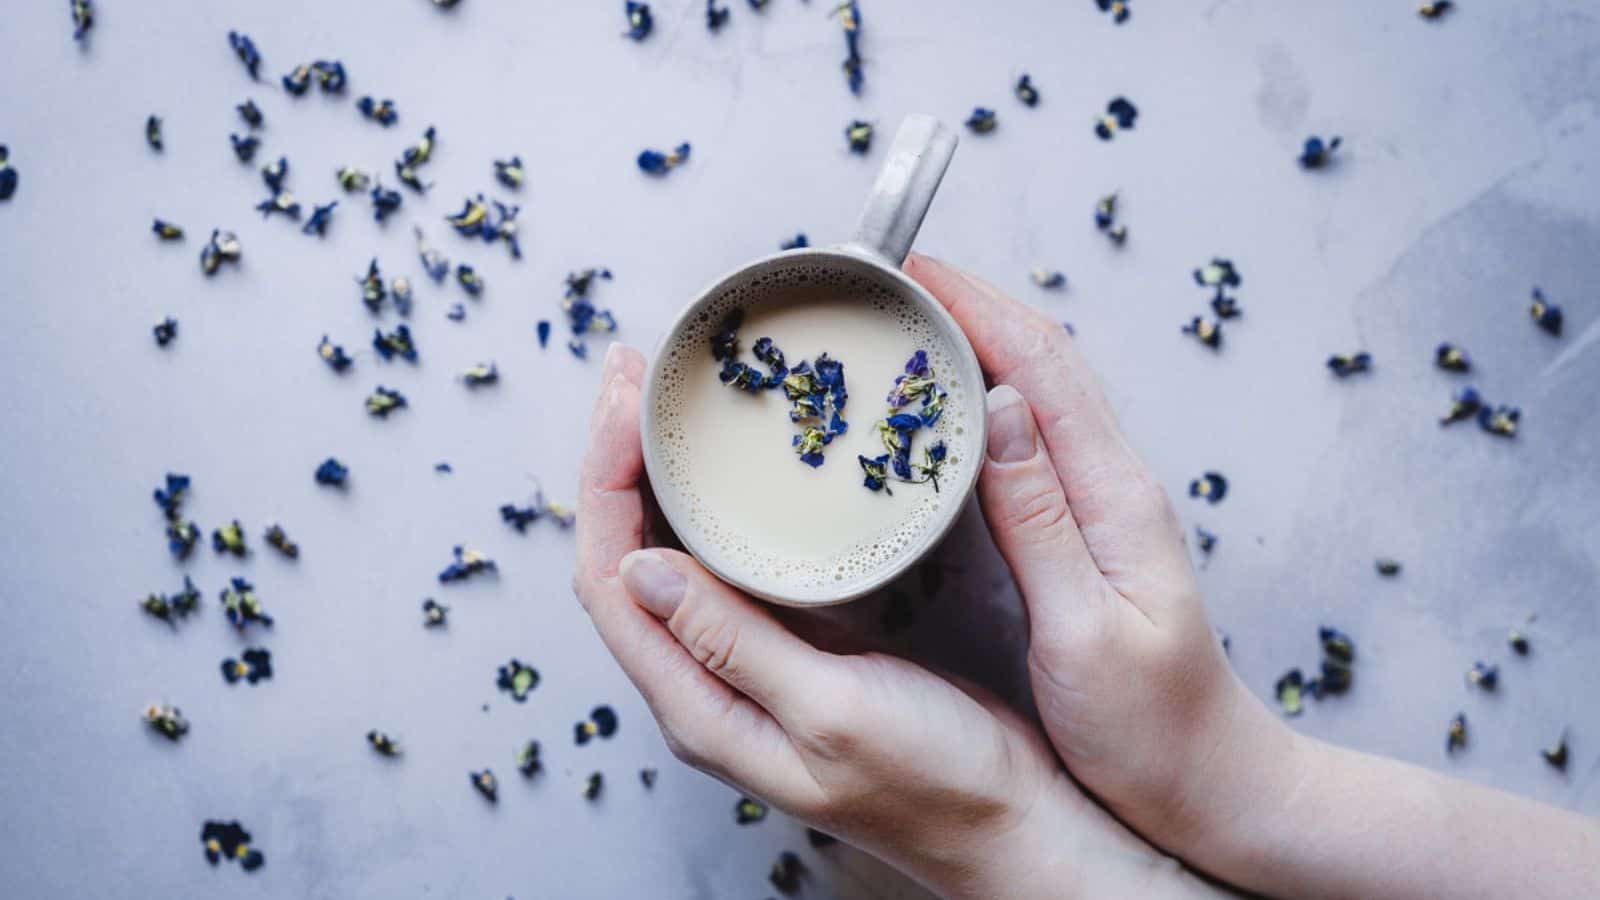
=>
[1319,626,1356,664]
[858,453,891,492]
[71,0,94,41]
[447,303,466,322]
[228,31,263,80]
[1446,712,1467,753]
[1326,352,1372,377]
[317,335,352,372]
[770,851,803,894]
[0,145,16,201]
[367,730,401,757]
[624,2,654,40]
[1440,385,1482,425]
[1306,658,1352,699]
[315,457,349,486]
[1189,471,1228,503]
[151,316,179,347]
[260,156,289,192]
[1466,661,1498,691]
[735,796,768,824]
[1194,258,1241,289]
[965,107,997,134]
[568,338,588,359]
[1542,731,1568,770]
[780,233,810,250]
[463,362,499,387]
[1509,623,1531,654]
[494,156,525,189]
[456,264,484,296]
[846,120,874,154]
[499,490,574,531]
[422,598,448,627]
[832,1,864,95]
[311,60,347,93]
[201,820,265,872]
[471,770,498,802]
[562,268,617,356]
[582,772,604,800]
[640,767,658,787]
[1434,342,1470,372]
[1477,404,1519,438]
[153,472,191,517]
[413,227,450,282]
[358,259,387,313]
[1015,74,1039,107]
[1031,268,1066,289]
[357,96,398,126]
[1376,558,1402,576]
[1182,316,1222,349]
[575,705,619,745]
[1298,135,1342,169]
[395,159,429,193]
[143,704,189,741]
[1095,0,1130,24]
[255,191,301,219]
[220,578,273,631]
[302,201,336,236]
[152,219,184,240]
[1275,669,1305,716]
[1419,2,1453,19]
[400,125,437,167]
[263,523,298,559]
[337,166,369,192]
[230,133,260,163]
[370,182,402,221]
[438,545,496,583]
[366,385,408,417]
[517,740,543,776]
[1195,526,1218,555]
[282,63,312,96]
[391,276,413,317]
[167,518,200,559]
[496,659,540,702]
[638,142,691,175]
[199,230,242,275]
[706,0,731,31]
[146,115,164,151]
[1094,193,1127,244]
[141,575,202,625]
[237,99,263,128]
[372,324,419,363]
[1528,287,1562,336]
[212,519,248,557]
[445,194,491,237]
[1095,97,1138,140]
[536,320,551,347]
[886,349,945,426]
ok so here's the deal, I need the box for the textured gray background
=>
[1,1,1597,898]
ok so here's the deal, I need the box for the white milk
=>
[650,263,974,597]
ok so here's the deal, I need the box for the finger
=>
[583,566,814,803]
[978,385,1123,634]
[620,548,851,732]
[905,253,1192,609]
[575,346,649,590]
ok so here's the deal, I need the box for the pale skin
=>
[574,252,1600,899]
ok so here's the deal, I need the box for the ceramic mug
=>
[640,114,985,607]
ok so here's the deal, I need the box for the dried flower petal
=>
[201,820,265,872]
[845,120,873,154]
[1446,712,1467,753]
[624,1,654,40]
[1541,731,1568,770]
[1095,0,1130,24]
[769,852,803,894]
[337,166,370,192]
[1419,2,1454,19]
[220,577,273,630]
[71,0,95,41]
[471,769,498,802]
[965,107,997,134]
[780,233,810,250]
[1434,342,1470,373]
[302,201,337,236]
[517,740,543,776]
[1095,97,1138,140]
[315,457,349,486]
[706,0,731,31]
[1031,268,1066,289]
[1476,404,1519,438]
[438,545,496,582]
[582,772,604,800]
[372,324,419,363]
[220,647,273,685]
[237,99,263,128]
[264,524,299,559]
[0,145,17,201]
[638,142,691,175]
[1529,287,1562,336]
[1189,471,1228,503]
[199,230,242,275]
[494,156,525,189]
[735,795,768,824]
[1375,558,1401,576]
[1298,135,1342,169]
[153,317,179,347]
[369,182,402,222]
[422,598,448,627]
[317,335,353,372]
[146,115,164,151]
[357,96,398,126]
[832,1,864,95]
[365,385,408,417]
[1466,661,1499,691]
[143,704,189,741]
[1275,669,1305,716]
[1326,352,1372,377]
[496,659,541,702]
[1014,74,1039,107]
[212,519,248,557]
[1181,316,1222,349]
[228,31,263,80]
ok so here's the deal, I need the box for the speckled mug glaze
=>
[641,115,985,607]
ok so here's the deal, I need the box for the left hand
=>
[573,344,1230,900]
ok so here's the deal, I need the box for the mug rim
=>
[639,245,988,608]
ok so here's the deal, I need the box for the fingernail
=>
[986,384,1037,463]
[620,550,686,619]
[601,341,622,377]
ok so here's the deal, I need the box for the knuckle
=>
[795,704,865,761]
[660,723,711,772]
[998,480,1072,540]
[682,613,743,678]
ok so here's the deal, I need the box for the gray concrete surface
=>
[1,1,1596,898]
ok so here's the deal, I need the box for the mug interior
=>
[640,248,987,607]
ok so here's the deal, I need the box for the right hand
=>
[903,253,1299,866]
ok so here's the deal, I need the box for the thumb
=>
[619,548,845,728]
[978,385,1107,627]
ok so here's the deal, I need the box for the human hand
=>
[573,343,1236,900]
[902,254,1299,873]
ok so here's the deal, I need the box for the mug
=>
[640,114,986,607]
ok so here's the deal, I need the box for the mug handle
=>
[844,114,959,268]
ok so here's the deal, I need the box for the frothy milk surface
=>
[649,260,975,602]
